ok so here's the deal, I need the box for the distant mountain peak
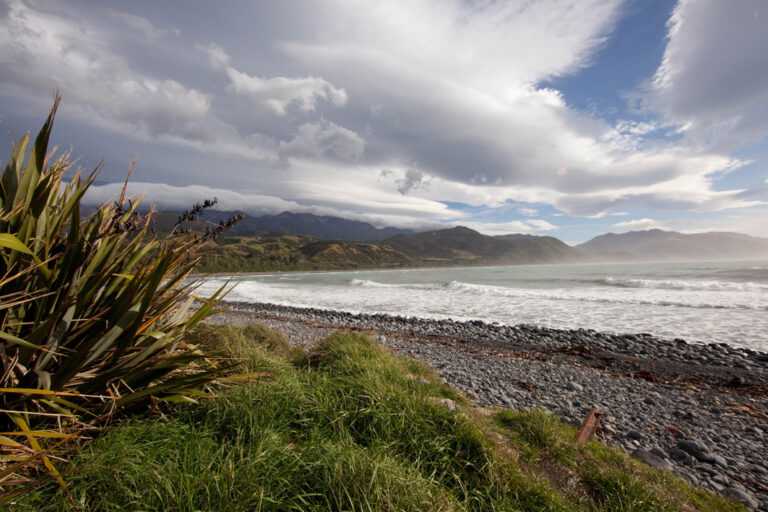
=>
[577,229,768,261]
[232,211,414,241]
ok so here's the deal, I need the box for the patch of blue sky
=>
[440,200,566,223]
[713,158,768,193]
[542,0,676,124]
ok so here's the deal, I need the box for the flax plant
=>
[0,97,236,504]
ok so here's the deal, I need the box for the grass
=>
[12,325,746,511]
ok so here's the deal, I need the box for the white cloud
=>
[199,42,230,69]
[108,11,178,39]
[647,0,768,151]
[0,1,211,141]
[226,71,347,116]
[202,43,347,116]
[526,219,557,231]
[611,218,667,231]
[460,219,557,235]
[279,120,364,161]
[615,120,656,136]
[82,180,447,231]
[273,0,752,216]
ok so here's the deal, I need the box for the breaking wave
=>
[348,279,766,311]
[602,277,768,292]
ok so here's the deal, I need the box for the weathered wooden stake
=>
[574,407,603,444]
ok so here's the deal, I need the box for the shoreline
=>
[209,300,768,510]
[190,255,768,279]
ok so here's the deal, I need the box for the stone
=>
[631,448,674,471]
[433,398,459,411]
[669,447,691,462]
[723,486,759,510]
[566,381,583,392]
[627,430,644,441]
[678,439,715,463]
[711,454,728,468]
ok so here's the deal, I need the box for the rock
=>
[678,470,698,485]
[678,439,715,463]
[723,486,759,510]
[415,378,430,386]
[711,454,728,468]
[631,448,674,471]
[669,447,692,462]
[432,398,459,411]
[627,430,644,441]
[566,381,583,392]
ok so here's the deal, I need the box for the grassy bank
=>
[15,325,744,511]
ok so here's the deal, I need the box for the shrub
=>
[0,97,235,503]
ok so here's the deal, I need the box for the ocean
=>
[196,260,768,351]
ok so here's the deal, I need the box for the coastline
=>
[208,300,768,510]
[189,255,768,279]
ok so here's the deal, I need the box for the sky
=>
[1,0,767,244]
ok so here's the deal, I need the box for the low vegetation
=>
[193,234,414,273]
[190,226,587,274]
[0,98,240,503]
[13,325,744,511]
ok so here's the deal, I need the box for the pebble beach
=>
[209,301,768,510]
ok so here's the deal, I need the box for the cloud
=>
[279,120,364,161]
[611,218,667,231]
[460,219,558,235]
[273,0,753,216]
[81,180,447,231]
[614,120,656,136]
[108,11,178,39]
[199,42,231,69]
[395,169,428,196]
[202,43,347,116]
[226,71,347,116]
[0,1,212,141]
[2,0,765,236]
[526,219,557,231]
[647,0,768,151]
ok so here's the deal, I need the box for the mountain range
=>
[152,210,413,241]
[576,229,768,261]
[153,210,768,271]
[383,226,583,265]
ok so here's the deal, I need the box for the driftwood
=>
[574,407,603,444]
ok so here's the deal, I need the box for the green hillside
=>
[194,234,414,273]
[194,226,586,273]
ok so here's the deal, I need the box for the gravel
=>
[207,301,768,511]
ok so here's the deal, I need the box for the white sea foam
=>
[603,277,768,292]
[196,260,768,350]
[345,278,766,311]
